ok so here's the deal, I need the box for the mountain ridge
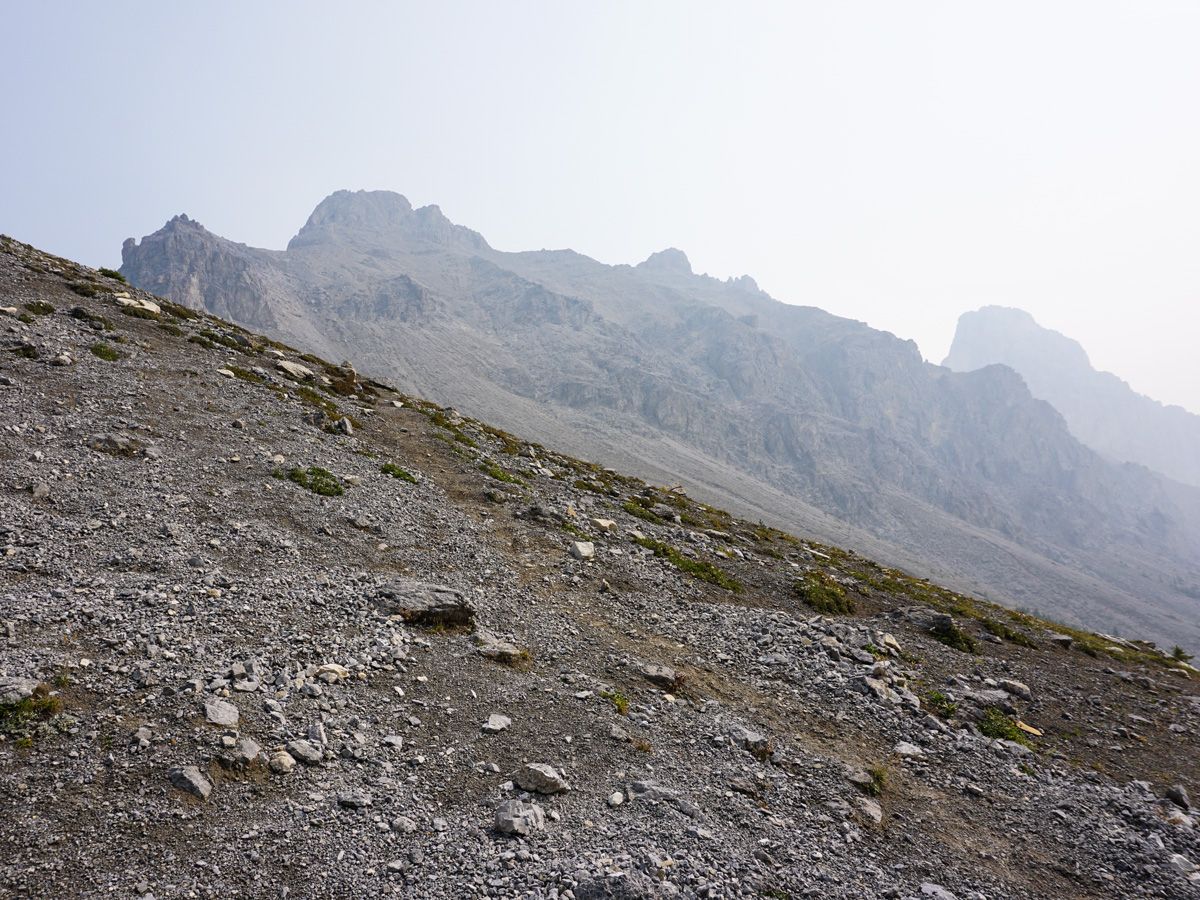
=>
[944,305,1200,488]
[119,191,1200,648]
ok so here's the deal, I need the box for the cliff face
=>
[121,191,1200,646]
[944,305,1200,489]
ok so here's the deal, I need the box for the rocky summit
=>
[2,234,1199,899]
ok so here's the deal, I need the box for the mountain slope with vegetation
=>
[120,191,1200,649]
[2,236,1198,898]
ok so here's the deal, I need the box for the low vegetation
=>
[978,707,1030,746]
[380,462,417,483]
[89,342,121,361]
[634,536,743,592]
[794,571,854,614]
[274,465,344,497]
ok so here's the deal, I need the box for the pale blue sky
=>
[3,1,1199,412]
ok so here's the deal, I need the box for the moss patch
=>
[634,536,742,592]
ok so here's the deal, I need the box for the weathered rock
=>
[204,698,239,727]
[482,713,511,734]
[168,766,212,800]
[377,579,475,628]
[514,763,570,795]
[494,799,545,836]
[1166,783,1191,811]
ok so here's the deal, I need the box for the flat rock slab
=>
[204,698,239,727]
[378,579,475,628]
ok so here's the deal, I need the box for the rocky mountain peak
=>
[944,305,1200,488]
[637,247,693,275]
[288,190,488,252]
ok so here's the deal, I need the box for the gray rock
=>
[514,763,570,795]
[999,678,1032,701]
[168,766,212,800]
[494,799,545,836]
[569,541,595,560]
[286,739,323,765]
[204,698,239,727]
[377,579,475,628]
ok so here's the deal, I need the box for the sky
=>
[3,1,1199,412]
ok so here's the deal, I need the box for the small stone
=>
[168,765,212,800]
[204,698,239,727]
[482,713,512,734]
[287,739,323,765]
[608,791,625,807]
[569,541,595,561]
[514,762,571,795]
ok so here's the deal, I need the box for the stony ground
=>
[1,235,1198,899]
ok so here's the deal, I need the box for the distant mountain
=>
[944,306,1200,488]
[121,190,1200,647]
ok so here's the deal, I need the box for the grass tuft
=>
[794,571,854,614]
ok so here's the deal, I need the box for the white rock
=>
[569,541,595,560]
[482,713,512,734]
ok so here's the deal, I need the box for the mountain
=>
[120,190,1200,649]
[944,305,1200,488]
[3,234,1198,898]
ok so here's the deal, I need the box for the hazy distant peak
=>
[944,305,1093,372]
[637,247,692,274]
[301,189,415,230]
[944,303,1200,486]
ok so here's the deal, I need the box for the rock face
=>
[120,192,1200,648]
[944,305,1200,488]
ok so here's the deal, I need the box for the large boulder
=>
[377,579,475,628]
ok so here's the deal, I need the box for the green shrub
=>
[279,466,344,497]
[925,690,958,720]
[381,462,417,483]
[24,301,55,316]
[600,690,630,715]
[978,707,1029,746]
[227,366,264,384]
[89,342,121,361]
[634,536,742,592]
[794,571,854,614]
[97,267,127,283]
[622,499,660,522]
[931,619,978,653]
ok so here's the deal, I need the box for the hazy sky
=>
[3,2,1199,412]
